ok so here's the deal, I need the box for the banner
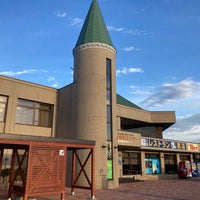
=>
[117,131,140,146]
[141,138,186,151]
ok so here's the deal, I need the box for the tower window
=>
[106,58,112,141]
[106,58,113,180]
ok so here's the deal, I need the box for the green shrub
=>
[1,168,10,182]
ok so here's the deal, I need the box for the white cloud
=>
[47,76,55,82]
[141,79,200,108]
[164,113,200,142]
[123,29,149,36]
[47,76,59,88]
[116,67,143,76]
[56,11,83,27]
[68,17,83,26]
[123,46,141,52]
[164,126,200,142]
[107,24,152,36]
[51,83,59,87]
[55,12,67,18]
[0,69,37,77]
[130,85,154,96]
[107,26,124,32]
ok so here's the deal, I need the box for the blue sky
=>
[0,0,200,142]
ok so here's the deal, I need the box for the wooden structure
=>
[0,134,95,200]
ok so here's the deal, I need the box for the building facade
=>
[0,0,200,189]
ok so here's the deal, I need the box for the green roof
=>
[75,0,113,48]
[116,94,143,110]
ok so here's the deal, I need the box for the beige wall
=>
[0,75,57,137]
[117,104,151,122]
[116,104,175,139]
[56,84,74,139]
[116,104,175,125]
[150,111,176,124]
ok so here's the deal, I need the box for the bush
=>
[1,168,10,182]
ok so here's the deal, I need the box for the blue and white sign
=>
[141,138,186,151]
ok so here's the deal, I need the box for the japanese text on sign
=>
[141,138,186,150]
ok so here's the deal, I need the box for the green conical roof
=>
[75,0,114,48]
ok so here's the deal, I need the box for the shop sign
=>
[117,131,140,146]
[187,143,199,151]
[141,138,187,151]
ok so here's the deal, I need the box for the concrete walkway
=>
[1,178,200,200]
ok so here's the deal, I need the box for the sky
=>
[0,0,200,143]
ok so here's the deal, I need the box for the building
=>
[0,0,200,190]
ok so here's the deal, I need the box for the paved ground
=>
[1,178,200,200]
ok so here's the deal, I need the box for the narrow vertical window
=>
[0,95,8,122]
[106,58,113,179]
[106,58,112,141]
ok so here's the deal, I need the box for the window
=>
[106,58,112,141]
[106,90,111,105]
[179,154,190,162]
[16,99,53,127]
[122,152,141,175]
[164,154,177,174]
[106,58,113,180]
[107,123,111,140]
[0,95,8,122]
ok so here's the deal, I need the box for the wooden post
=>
[8,148,16,199]
[0,147,4,174]
[91,147,95,199]
[71,150,76,195]
[61,192,65,200]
